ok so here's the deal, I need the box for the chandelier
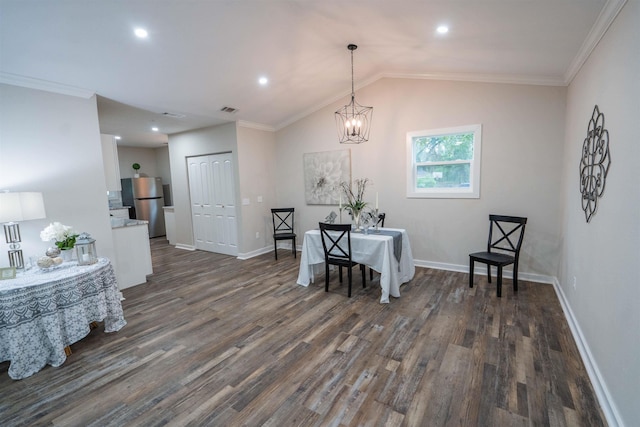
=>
[335,44,373,144]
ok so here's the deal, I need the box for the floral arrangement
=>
[340,178,370,215]
[40,222,79,250]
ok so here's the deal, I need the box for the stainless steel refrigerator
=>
[121,177,166,237]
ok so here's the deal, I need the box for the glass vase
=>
[353,209,363,232]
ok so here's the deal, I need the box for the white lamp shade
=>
[0,192,47,223]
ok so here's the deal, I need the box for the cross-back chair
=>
[319,222,366,297]
[271,208,296,260]
[469,214,527,297]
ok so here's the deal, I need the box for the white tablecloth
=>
[296,228,415,303]
[0,258,126,379]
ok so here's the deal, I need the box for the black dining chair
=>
[271,208,296,260]
[369,212,386,280]
[319,222,366,297]
[469,214,527,297]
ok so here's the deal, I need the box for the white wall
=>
[155,146,173,205]
[560,1,639,425]
[168,122,238,248]
[117,146,161,179]
[236,125,277,256]
[275,78,566,279]
[0,84,115,266]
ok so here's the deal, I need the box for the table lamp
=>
[0,191,47,269]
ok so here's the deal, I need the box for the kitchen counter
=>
[111,221,153,289]
[110,218,148,229]
[163,206,175,245]
[109,207,131,222]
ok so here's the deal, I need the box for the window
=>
[406,124,482,198]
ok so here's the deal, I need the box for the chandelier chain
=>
[351,48,355,98]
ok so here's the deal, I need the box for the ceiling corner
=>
[0,71,95,99]
[563,0,628,85]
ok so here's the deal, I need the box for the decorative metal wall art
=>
[579,105,611,223]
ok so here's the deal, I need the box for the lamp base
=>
[8,249,24,269]
[4,222,24,269]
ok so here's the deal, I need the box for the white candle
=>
[376,192,379,210]
[82,253,90,262]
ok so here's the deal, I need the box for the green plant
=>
[132,163,141,171]
[340,178,370,214]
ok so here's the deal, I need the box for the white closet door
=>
[210,153,238,255]
[187,152,238,256]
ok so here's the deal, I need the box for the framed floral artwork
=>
[303,149,351,205]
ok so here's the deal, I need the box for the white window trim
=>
[406,124,482,199]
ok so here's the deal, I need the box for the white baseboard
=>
[413,259,555,284]
[237,246,274,260]
[175,244,196,251]
[237,243,298,260]
[551,279,622,427]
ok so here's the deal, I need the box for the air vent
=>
[220,106,238,114]
[161,112,186,118]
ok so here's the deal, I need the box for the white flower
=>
[40,222,76,242]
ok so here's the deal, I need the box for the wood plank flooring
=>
[0,239,606,426]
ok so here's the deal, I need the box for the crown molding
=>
[383,72,566,87]
[0,72,95,99]
[237,120,275,132]
[564,0,628,84]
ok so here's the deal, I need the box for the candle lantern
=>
[75,232,98,265]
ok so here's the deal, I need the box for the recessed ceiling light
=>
[114,136,121,140]
[134,28,148,38]
[258,76,268,86]
[436,25,449,34]
[151,127,159,132]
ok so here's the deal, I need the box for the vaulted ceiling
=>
[0,0,620,147]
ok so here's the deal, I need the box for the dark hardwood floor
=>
[0,238,606,426]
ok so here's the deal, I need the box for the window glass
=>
[406,125,481,198]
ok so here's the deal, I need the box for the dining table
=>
[297,227,415,303]
[0,257,126,380]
